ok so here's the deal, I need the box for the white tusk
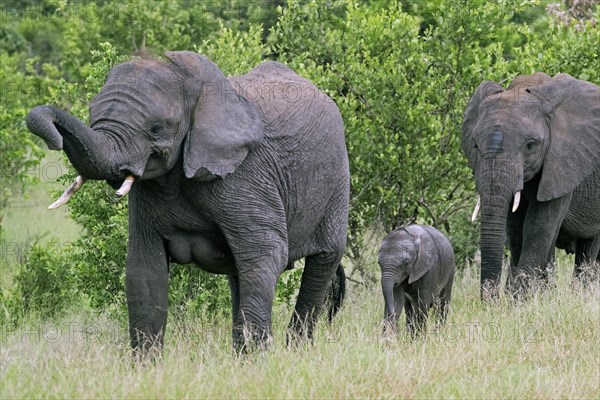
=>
[116,175,135,197]
[471,196,481,223]
[512,191,521,213]
[48,175,86,210]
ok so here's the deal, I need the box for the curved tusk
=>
[512,191,521,213]
[116,175,135,197]
[48,175,86,210]
[471,196,481,223]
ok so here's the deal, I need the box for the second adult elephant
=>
[462,73,600,298]
[26,52,350,354]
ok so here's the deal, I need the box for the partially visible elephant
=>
[26,51,350,354]
[379,225,455,337]
[462,73,600,298]
[555,235,600,281]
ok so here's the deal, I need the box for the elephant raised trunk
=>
[26,105,134,207]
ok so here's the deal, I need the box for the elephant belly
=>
[165,233,236,275]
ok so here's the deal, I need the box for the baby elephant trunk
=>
[381,271,398,335]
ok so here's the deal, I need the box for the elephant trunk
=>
[27,105,120,180]
[477,155,523,299]
[26,106,134,207]
[381,270,398,335]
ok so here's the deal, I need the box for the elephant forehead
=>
[90,62,183,121]
[384,230,418,251]
[477,98,543,134]
[104,60,182,97]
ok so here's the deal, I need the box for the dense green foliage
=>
[1,0,598,323]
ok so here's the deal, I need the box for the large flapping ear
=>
[408,230,434,284]
[165,51,264,181]
[461,81,505,171]
[534,74,600,201]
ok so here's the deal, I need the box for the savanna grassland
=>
[2,253,599,399]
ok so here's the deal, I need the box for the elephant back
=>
[229,62,344,146]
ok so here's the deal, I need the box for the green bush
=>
[0,53,59,235]
[1,241,80,324]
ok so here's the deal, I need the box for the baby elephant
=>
[379,224,455,337]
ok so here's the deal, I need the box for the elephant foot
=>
[129,327,165,364]
[480,280,501,303]
[232,323,273,355]
[506,268,553,301]
[131,345,164,365]
[285,312,317,348]
[572,261,600,288]
[382,318,398,339]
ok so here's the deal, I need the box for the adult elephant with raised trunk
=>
[26,51,350,354]
[461,73,600,299]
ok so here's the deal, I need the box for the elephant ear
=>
[165,51,264,181]
[461,81,505,171]
[535,74,600,201]
[408,229,434,284]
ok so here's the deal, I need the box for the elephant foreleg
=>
[506,201,527,283]
[509,193,572,297]
[125,227,169,360]
[405,292,430,339]
[230,237,287,353]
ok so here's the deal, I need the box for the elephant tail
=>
[325,263,346,324]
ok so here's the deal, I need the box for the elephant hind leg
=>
[287,249,344,345]
[324,263,346,324]
[573,235,600,283]
[437,277,454,326]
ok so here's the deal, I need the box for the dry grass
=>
[1,261,599,399]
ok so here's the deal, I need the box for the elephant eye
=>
[150,122,164,135]
[525,139,538,151]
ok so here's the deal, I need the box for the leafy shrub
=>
[2,241,80,324]
[0,53,59,235]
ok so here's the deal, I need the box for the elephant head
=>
[461,73,600,296]
[26,51,264,207]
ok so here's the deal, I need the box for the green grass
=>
[1,262,598,399]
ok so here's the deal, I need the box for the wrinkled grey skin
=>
[26,51,350,354]
[462,73,600,299]
[379,225,455,337]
